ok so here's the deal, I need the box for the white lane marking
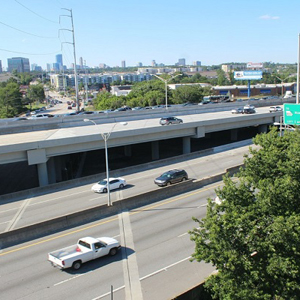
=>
[140,256,191,280]
[54,273,85,286]
[119,210,143,300]
[91,256,192,299]
[5,198,32,232]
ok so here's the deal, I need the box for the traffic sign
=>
[283,104,300,125]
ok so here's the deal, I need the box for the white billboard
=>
[234,71,263,80]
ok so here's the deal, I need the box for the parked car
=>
[160,116,183,125]
[269,106,282,113]
[91,177,126,193]
[154,169,188,187]
[231,107,244,114]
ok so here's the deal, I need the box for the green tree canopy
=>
[190,127,300,300]
[26,84,45,105]
[0,82,23,118]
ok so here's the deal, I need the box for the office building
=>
[0,60,2,73]
[121,60,126,68]
[152,60,156,67]
[177,58,186,66]
[56,54,63,71]
[79,57,83,69]
[7,57,30,73]
[193,61,201,66]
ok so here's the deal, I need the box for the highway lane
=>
[0,143,254,233]
[0,181,219,300]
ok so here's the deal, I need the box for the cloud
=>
[259,14,280,20]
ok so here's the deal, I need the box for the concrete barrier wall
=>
[0,164,243,248]
[0,98,291,135]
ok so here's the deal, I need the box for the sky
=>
[1,0,300,70]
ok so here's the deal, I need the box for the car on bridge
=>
[231,107,243,114]
[154,169,188,186]
[160,116,183,125]
[91,177,126,193]
[269,106,282,113]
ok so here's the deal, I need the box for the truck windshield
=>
[78,240,91,249]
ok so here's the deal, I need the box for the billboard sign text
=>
[234,70,263,80]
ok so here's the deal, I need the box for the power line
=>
[14,0,58,24]
[0,21,57,39]
[0,48,61,55]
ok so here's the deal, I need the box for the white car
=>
[269,106,282,113]
[91,177,126,193]
[243,104,255,110]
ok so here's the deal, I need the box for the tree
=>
[190,127,300,300]
[171,85,206,104]
[26,84,45,105]
[0,82,23,118]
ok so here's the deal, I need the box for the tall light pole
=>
[84,119,127,206]
[153,74,181,109]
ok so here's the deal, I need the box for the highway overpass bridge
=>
[0,105,281,190]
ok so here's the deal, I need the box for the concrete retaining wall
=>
[0,164,243,249]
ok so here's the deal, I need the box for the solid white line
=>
[5,198,31,231]
[140,256,191,281]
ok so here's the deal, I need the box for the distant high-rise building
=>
[99,63,106,69]
[193,61,201,66]
[79,57,83,69]
[46,63,51,72]
[177,58,186,66]
[56,54,63,71]
[152,60,156,67]
[7,57,30,73]
[121,60,126,68]
[0,60,2,73]
[137,62,143,67]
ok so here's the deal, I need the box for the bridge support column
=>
[37,162,49,186]
[183,137,191,154]
[47,157,56,184]
[151,141,159,160]
[124,145,132,157]
[259,124,268,133]
[231,129,238,141]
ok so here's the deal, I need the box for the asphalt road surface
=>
[0,181,219,300]
[0,143,255,233]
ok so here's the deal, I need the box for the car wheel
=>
[167,181,171,186]
[72,260,82,270]
[109,248,118,256]
[103,188,107,193]
[119,184,124,189]
[182,177,187,182]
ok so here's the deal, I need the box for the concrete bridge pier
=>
[151,141,159,160]
[37,162,49,187]
[183,137,191,154]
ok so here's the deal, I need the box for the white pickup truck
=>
[48,236,121,270]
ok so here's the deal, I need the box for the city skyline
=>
[1,0,300,70]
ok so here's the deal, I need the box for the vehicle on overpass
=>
[160,116,183,125]
[269,106,282,113]
[154,169,188,186]
[91,177,126,193]
[48,236,121,270]
[231,107,244,114]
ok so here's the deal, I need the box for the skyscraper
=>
[7,57,30,73]
[0,60,2,73]
[121,60,126,68]
[56,54,63,71]
[79,57,83,69]
[178,58,186,66]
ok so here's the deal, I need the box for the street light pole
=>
[275,75,289,99]
[153,74,181,109]
[83,119,127,206]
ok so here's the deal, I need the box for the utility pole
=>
[60,8,79,111]
[84,60,88,109]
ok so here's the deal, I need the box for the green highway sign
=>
[284,104,300,125]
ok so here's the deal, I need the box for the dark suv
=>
[154,169,188,187]
[160,116,183,125]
